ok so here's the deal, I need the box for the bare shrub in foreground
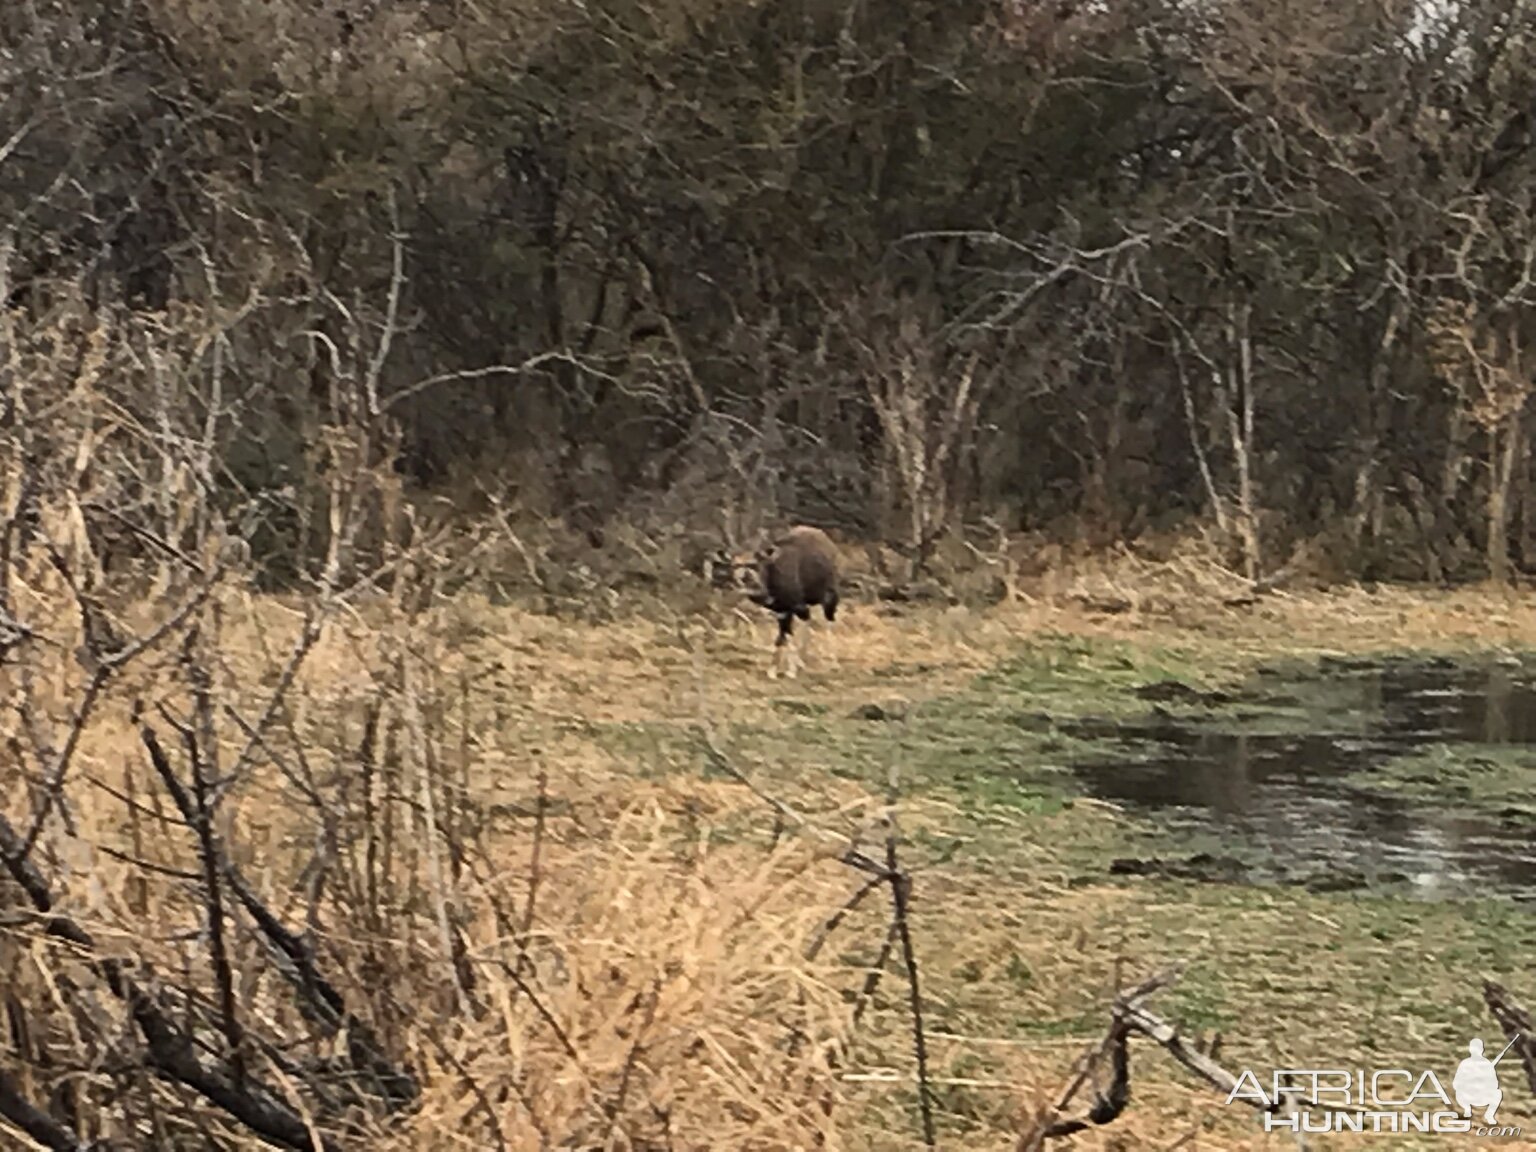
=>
[0,271,887,1150]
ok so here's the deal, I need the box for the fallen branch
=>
[0,1065,86,1152]
[0,811,345,1152]
[1018,964,1281,1149]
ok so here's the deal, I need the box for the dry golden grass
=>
[9,541,1536,1151]
[414,563,1536,1152]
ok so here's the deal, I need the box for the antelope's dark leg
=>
[786,611,805,678]
[816,593,839,669]
[769,611,794,679]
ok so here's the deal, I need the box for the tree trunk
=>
[1349,294,1404,561]
[1225,301,1260,582]
[1519,430,1535,572]
[1170,331,1228,537]
[1488,412,1522,584]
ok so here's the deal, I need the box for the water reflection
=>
[1063,657,1536,901]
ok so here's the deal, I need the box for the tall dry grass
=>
[0,285,908,1151]
[2,554,899,1150]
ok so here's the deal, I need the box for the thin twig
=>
[884,764,935,1148]
[602,978,662,1152]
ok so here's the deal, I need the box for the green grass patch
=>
[622,630,1536,1149]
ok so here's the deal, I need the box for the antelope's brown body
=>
[746,525,840,678]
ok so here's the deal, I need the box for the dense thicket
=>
[7,0,1536,585]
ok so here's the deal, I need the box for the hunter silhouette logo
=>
[1453,1035,1517,1124]
[1227,1032,1524,1137]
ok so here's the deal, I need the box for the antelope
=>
[726,525,842,680]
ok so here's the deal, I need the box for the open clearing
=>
[453,582,1536,1150]
[17,579,1536,1150]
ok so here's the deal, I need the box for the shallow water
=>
[1061,655,1536,901]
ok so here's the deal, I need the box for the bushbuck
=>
[735,525,842,680]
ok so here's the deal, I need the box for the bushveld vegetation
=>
[6,0,1536,1149]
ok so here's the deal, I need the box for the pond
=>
[1058,654,1536,902]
